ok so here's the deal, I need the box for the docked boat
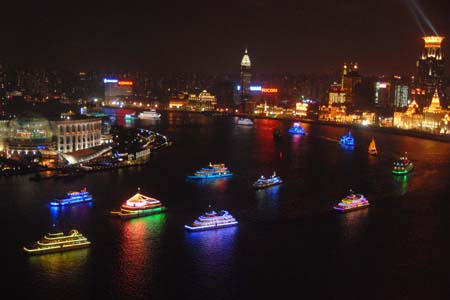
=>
[110,188,167,219]
[392,152,413,175]
[340,131,355,147]
[138,109,161,119]
[333,190,370,212]
[288,122,306,135]
[23,229,91,255]
[125,113,137,120]
[368,137,378,156]
[184,209,238,231]
[236,117,254,126]
[253,171,283,189]
[49,188,92,206]
[187,163,233,179]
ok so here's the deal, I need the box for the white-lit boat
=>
[253,171,283,189]
[110,188,167,219]
[138,109,161,119]
[236,117,254,126]
[184,210,238,231]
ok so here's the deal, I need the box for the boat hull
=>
[23,242,91,256]
[184,222,238,231]
[392,165,413,175]
[333,204,369,212]
[187,173,233,179]
[110,206,167,220]
[253,181,283,189]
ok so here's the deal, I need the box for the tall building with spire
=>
[239,49,252,108]
[413,36,445,108]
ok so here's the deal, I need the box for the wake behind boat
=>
[184,209,238,231]
[253,171,283,189]
[187,163,233,179]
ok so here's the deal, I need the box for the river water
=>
[4,112,450,300]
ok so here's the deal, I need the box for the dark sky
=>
[2,0,450,75]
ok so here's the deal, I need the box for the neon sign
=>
[262,88,278,93]
[118,81,133,86]
[103,78,118,83]
[250,86,262,91]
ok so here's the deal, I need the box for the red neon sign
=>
[118,81,133,86]
[262,88,278,93]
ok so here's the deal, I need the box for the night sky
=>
[2,0,450,75]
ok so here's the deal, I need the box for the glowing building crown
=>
[241,49,251,67]
[423,36,444,48]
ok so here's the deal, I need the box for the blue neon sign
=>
[250,86,262,91]
[103,78,118,83]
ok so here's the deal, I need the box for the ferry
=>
[23,229,91,255]
[288,122,306,135]
[236,117,254,126]
[138,109,161,119]
[340,131,355,147]
[333,190,370,212]
[187,163,233,179]
[49,188,92,206]
[110,188,167,219]
[392,152,413,175]
[253,171,283,189]
[184,209,238,231]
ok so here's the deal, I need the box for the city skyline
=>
[2,0,450,75]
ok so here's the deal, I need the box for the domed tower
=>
[240,49,252,106]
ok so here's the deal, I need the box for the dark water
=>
[4,112,450,300]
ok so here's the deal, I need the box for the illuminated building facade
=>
[328,82,346,105]
[239,49,252,108]
[393,100,423,129]
[104,78,134,105]
[54,118,102,153]
[422,89,448,133]
[341,63,362,106]
[415,36,445,107]
[374,82,391,108]
[187,90,217,111]
[394,84,409,108]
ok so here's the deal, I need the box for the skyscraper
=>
[341,62,362,107]
[414,36,445,108]
[240,49,252,109]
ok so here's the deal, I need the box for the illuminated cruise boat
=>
[23,229,91,255]
[138,109,161,119]
[392,152,413,175]
[340,131,355,147]
[187,163,233,179]
[288,122,306,135]
[236,117,254,126]
[333,190,370,212]
[253,171,283,189]
[110,188,167,219]
[49,188,92,206]
[184,209,238,231]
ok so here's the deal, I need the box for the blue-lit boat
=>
[50,188,93,206]
[288,122,306,135]
[253,171,283,189]
[187,163,233,179]
[184,210,238,231]
[340,131,355,147]
[392,152,413,175]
